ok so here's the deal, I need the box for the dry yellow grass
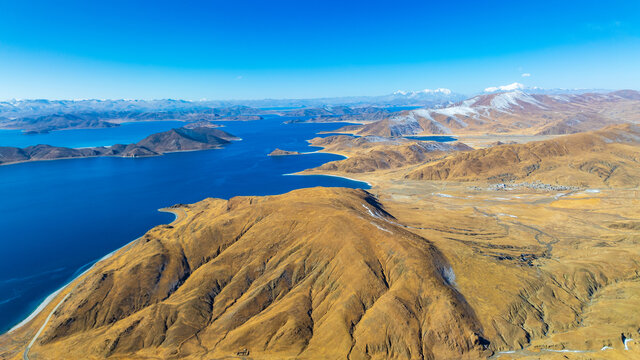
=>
[1,188,491,359]
[406,124,640,188]
[296,125,640,358]
[2,123,639,359]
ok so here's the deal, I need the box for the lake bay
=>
[0,119,368,333]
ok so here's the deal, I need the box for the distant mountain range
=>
[0,89,467,120]
[253,88,467,108]
[1,86,634,135]
[0,85,619,119]
[348,89,640,136]
[0,108,261,134]
[483,82,612,95]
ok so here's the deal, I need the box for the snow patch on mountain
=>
[432,105,476,119]
[489,91,546,111]
[393,88,453,96]
[402,109,453,134]
[484,82,525,93]
[387,113,424,135]
[550,95,573,102]
[385,89,548,135]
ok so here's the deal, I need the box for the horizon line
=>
[1,86,633,103]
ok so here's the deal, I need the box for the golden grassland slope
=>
[3,185,639,359]
[371,182,640,360]
[293,123,640,358]
[0,188,491,360]
[406,124,640,188]
[3,119,640,360]
[307,135,471,173]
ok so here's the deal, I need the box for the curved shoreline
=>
[16,207,184,359]
[158,207,185,225]
[7,208,181,335]
[2,123,367,347]
[17,243,130,360]
[3,124,350,337]
[9,240,134,334]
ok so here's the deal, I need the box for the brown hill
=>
[0,127,238,165]
[0,145,117,164]
[181,120,222,129]
[135,127,238,153]
[1,188,489,359]
[268,148,301,156]
[352,90,640,137]
[308,135,471,173]
[405,124,640,187]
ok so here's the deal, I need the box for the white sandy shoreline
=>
[8,242,130,333]
[6,131,354,335]
[7,209,178,334]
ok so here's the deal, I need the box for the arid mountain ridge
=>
[0,188,491,359]
[346,89,640,137]
[1,89,640,359]
[406,124,640,188]
[308,135,472,173]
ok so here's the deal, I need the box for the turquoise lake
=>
[0,118,369,334]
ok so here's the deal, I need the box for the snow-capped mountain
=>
[483,82,525,93]
[483,82,612,95]
[355,89,640,137]
[393,88,453,96]
[523,87,612,95]
[0,89,467,119]
[259,88,465,108]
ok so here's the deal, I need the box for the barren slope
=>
[405,124,640,187]
[0,188,489,360]
[307,135,471,173]
[349,90,640,137]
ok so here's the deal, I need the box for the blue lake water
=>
[404,135,457,142]
[385,106,422,112]
[0,121,187,148]
[0,118,369,334]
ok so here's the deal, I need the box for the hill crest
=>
[405,124,640,187]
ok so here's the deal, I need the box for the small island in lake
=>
[268,148,301,156]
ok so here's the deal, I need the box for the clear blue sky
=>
[0,0,638,100]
